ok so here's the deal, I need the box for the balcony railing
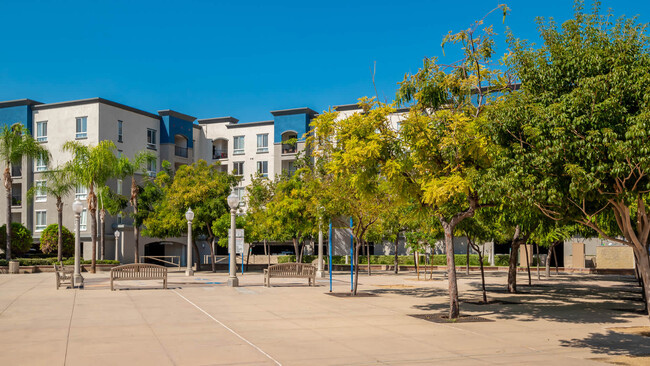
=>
[213,149,228,159]
[11,165,22,177]
[282,144,297,154]
[11,196,21,207]
[175,146,188,158]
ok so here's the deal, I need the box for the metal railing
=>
[175,146,188,158]
[11,165,21,177]
[212,149,228,159]
[203,255,229,264]
[282,144,297,154]
[140,255,181,268]
[11,196,21,206]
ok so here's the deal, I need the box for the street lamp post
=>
[114,230,120,262]
[185,208,194,276]
[72,199,84,288]
[227,192,239,287]
[317,226,324,278]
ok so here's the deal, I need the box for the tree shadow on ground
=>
[406,274,646,324]
[560,331,650,357]
[368,287,449,298]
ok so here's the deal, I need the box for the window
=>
[287,161,297,176]
[147,158,157,175]
[76,117,87,139]
[147,129,157,149]
[117,150,123,158]
[35,180,47,202]
[35,211,47,232]
[75,186,88,200]
[116,179,122,195]
[256,134,268,153]
[36,121,47,142]
[257,161,268,177]
[118,120,123,143]
[80,209,87,231]
[233,136,244,155]
[117,212,123,225]
[233,162,244,176]
[35,154,47,172]
[234,187,246,206]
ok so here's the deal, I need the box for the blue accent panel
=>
[159,115,194,148]
[273,113,310,143]
[0,105,32,134]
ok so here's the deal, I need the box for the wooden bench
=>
[110,263,167,291]
[54,263,73,290]
[264,263,316,287]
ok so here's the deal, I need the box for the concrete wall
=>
[596,245,635,269]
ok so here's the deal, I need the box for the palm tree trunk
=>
[89,185,97,273]
[4,166,12,260]
[131,177,140,264]
[57,198,63,262]
[100,208,105,260]
[394,233,399,274]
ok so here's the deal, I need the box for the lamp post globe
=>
[185,208,194,276]
[227,191,239,287]
[72,199,84,288]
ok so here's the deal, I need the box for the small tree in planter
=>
[39,224,74,258]
[0,222,33,258]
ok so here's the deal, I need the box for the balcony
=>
[213,149,228,159]
[282,143,297,154]
[175,146,188,158]
[11,196,21,207]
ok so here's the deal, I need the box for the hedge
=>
[0,223,33,257]
[0,258,119,266]
[39,224,75,256]
[279,254,504,266]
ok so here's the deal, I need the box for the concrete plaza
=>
[0,269,648,365]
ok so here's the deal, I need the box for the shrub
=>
[61,258,119,265]
[0,223,33,258]
[0,259,7,266]
[39,224,74,257]
[494,254,510,267]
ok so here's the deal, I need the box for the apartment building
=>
[0,98,323,264]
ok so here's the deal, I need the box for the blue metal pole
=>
[350,217,354,292]
[241,253,244,275]
[329,220,333,293]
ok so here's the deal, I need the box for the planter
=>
[8,260,19,274]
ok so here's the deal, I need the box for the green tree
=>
[0,222,33,257]
[386,6,509,318]
[0,124,49,259]
[39,224,74,257]
[245,173,277,266]
[27,169,74,262]
[144,160,237,271]
[63,140,118,273]
[488,2,650,317]
[116,151,155,263]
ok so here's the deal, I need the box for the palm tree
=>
[0,124,49,259]
[63,140,118,272]
[116,152,154,264]
[27,169,74,262]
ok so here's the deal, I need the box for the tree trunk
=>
[265,238,270,267]
[524,242,531,286]
[507,226,521,293]
[206,224,216,272]
[394,234,399,274]
[192,239,200,271]
[536,244,540,281]
[632,247,650,319]
[353,241,361,295]
[4,166,12,260]
[100,208,105,261]
[468,238,487,303]
[89,185,97,273]
[131,177,140,264]
[292,237,299,263]
[553,246,559,274]
[466,241,470,275]
[545,242,557,279]
[57,198,63,262]
[367,240,371,276]
[442,222,460,319]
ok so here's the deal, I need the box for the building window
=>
[117,150,123,158]
[256,134,268,153]
[233,136,244,155]
[117,212,123,225]
[76,117,87,139]
[118,120,123,143]
[35,180,47,202]
[117,179,122,195]
[233,161,244,176]
[147,129,157,150]
[234,187,245,206]
[35,154,47,172]
[75,185,88,200]
[257,161,268,177]
[287,161,297,176]
[36,121,47,142]
[148,158,157,175]
[35,211,47,232]
[80,209,87,231]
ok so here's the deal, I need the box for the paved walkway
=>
[0,269,647,365]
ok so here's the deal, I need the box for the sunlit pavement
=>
[0,269,647,365]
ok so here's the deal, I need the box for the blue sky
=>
[1,0,648,122]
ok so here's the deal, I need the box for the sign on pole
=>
[235,229,245,254]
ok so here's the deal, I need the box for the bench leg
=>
[111,279,114,291]
[163,278,167,289]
